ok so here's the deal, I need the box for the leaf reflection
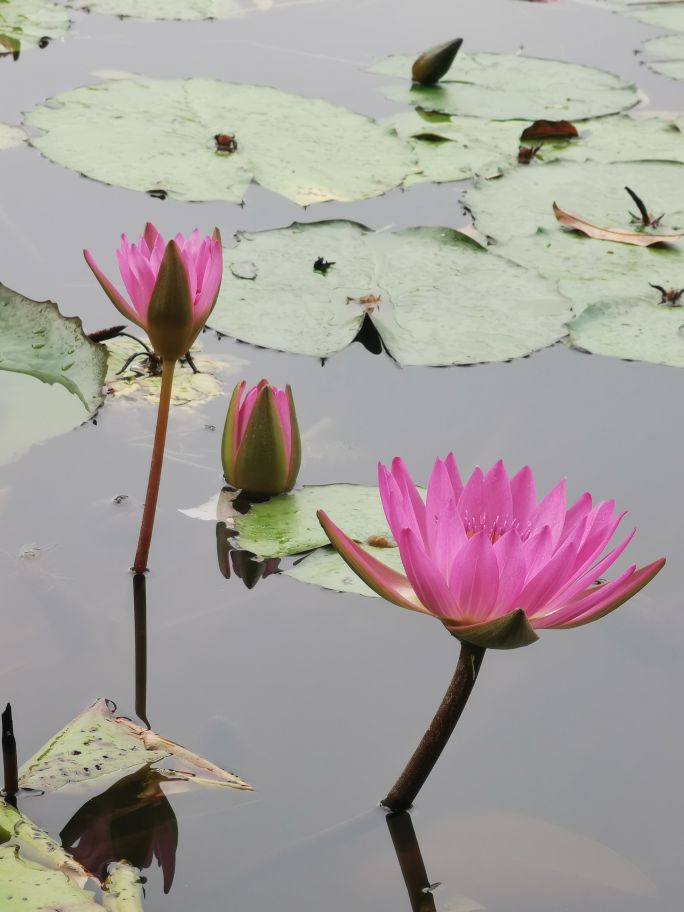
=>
[216,522,280,589]
[60,768,178,894]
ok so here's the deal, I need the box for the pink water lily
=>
[84,223,222,362]
[318,455,664,649]
[222,380,301,497]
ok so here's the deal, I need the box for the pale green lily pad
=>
[464,160,684,243]
[383,111,684,186]
[234,485,394,558]
[642,33,684,80]
[371,53,639,121]
[19,698,251,792]
[0,284,107,466]
[105,336,247,407]
[0,800,89,884]
[627,3,684,30]
[102,863,143,912]
[67,0,297,20]
[26,77,417,205]
[288,544,404,597]
[0,123,25,150]
[0,846,99,911]
[0,0,70,54]
[568,292,684,366]
[213,221,571,365]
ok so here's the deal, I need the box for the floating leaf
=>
[0,846,99,911]
[0,123,25,150]
[231,485,394,558]
[0,800,89,885]
[67,0,301,20]
[19,698,251,792]
[626,2,684,31]
[26,77,416,205]
[0,0,70,54]
[553,201,682,246]
[104,335,246,407]
[211,221,571,365]
[371,52,639,120]
[464,160,684,244]
[102,863,144,912]
[643,33,684,81]
[0,284,107,466]
[288,544,405,596]
[382,112,684,187]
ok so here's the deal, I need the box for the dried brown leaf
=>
[552,202,682,247]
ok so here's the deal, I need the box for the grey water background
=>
[0,0,682,908]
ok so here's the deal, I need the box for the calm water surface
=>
[0,0,682,909]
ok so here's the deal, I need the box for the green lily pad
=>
[212,221,571,365]
[0,846,99,911]
[382,111,684,187]
[0,800,89,884]
[26,77,417,205]
[0,0,70,54]
[643,33,684,80]
[464,160,684,243]
[0,284,107,466]
[102,863,144,912]
[371,52,639,121]
[0,123,25,150]
[233,484,394,558]
[288,544,404,597]
[627,2,684,31]
[19,698,251,792]
[67,0,292,20]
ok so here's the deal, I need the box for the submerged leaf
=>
[642,33,684,82]
[553,202,682,246]
[26,77,417,205]
[19,698,251,792]
[211,221,571,365]
[0,123,25,150]
[372,52,639,120]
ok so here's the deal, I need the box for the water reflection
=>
[60,768,178,894]
[132,573,150,729]
[386,812,437,912]
[215,522,281,589]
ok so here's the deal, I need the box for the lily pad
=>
[102,863,144,912]
[19,698,251,792]
[0,0,70,54]
[627,2,684,30]
[0,800,89,884]
[464,160,684,243]
[642,33,684,81]
[105,336,246,406]
[0,846,99,911]
[212,221,571,365]
[233,485,394,558]
[371,52,639,121]
[0,284,107,466]
[26,77,417,205]
[67,0,294,20]
[382,111,684,186]
[0,123,25,150]
[288,544,404,597]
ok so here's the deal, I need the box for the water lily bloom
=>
[84,223,222,362]
[318,455,665,650]
[222,380,301,497]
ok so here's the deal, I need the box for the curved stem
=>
[132,359,175,573]
[381,641,485,811]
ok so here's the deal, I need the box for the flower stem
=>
[381,641,485,811]
[2,702,18,805]
[132,358,175,573]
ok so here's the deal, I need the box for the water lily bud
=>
[411,38,463,85]
[84,223,223,362]
[222,380,301,497]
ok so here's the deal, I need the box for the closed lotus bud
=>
[222,380,301,497]
[411,38,463,85]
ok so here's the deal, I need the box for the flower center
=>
[461,511,530,543]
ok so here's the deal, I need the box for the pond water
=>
[1,0,683,909]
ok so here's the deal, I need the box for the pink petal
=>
[447,531,500,622]
[509,465,536,530]
[317,511,428,613]
[83,249,142,327]
[443,452,464,501]
[493,531,526,615]
[481,459,513,530]
[390,457,428,546]
[558,491,592,545]
[456,466,485,532]
[528,479,567,545]
[272,386,292,463]
[522,525,554,580]
[398,527,457,620]
[518,536,578,617]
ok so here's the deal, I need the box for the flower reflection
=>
[60,768,178,894]
[216,522,280,589]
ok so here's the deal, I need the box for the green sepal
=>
[232,386,290,496]
[284,384,302,490]
[221,381,244,482]
[411,38,463,85]
[146,240,193,361]
[445,608,538,650]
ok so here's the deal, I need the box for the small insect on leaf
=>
[649,283,684,306]
[520,119,578,141]
[313,257,335,274]
[518,144,542,164]
[215,133,238,154]
[346,293,381,313]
